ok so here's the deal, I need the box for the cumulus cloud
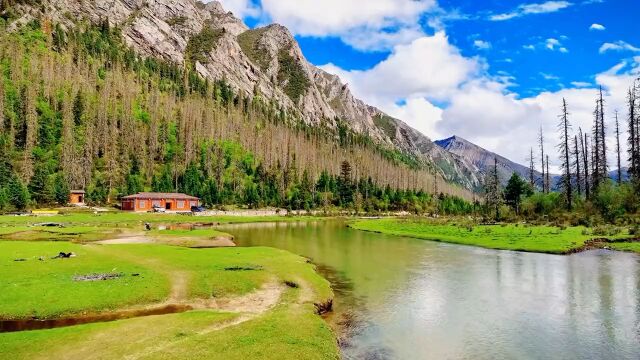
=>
[473,40,492,50]
[320,32,478,102]
[257,0,436,51]
[589,23,605,31]
[321,31,639,169]
[599,41,640,54]
[489,1,573,21]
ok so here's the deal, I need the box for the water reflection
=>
[224,220,640,360]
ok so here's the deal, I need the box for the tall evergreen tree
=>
[505,172,527,214]
[7,175,29,210]
[53,173,70,205]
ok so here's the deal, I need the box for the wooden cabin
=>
[121,193,200,212]
[69,190,85,205]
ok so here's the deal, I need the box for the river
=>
[220,220,640,360]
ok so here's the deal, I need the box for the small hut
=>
[69,190,86,205]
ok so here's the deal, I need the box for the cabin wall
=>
[69,193,84,204]
[121,198,199,212]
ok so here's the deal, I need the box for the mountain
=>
[8,0,480,191]
[435,135,540,186]
[610,168,630,183]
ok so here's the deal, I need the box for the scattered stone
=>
[73,273,124,282]
[33,222,64,228]
[284,280,299,288]
[224,265,263,271]
[131,273,141,277]
[52,252,76,259]
[13,258,26,262]
[144,223,152,231]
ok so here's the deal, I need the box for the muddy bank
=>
[567,237,640,254]
[0,282,284,333]
[0,304,192,333]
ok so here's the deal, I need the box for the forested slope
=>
[0,20,474,213]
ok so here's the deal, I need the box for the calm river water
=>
[221,220,640,360]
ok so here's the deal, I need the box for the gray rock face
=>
[13,0,482,190]
[435,135,541,187]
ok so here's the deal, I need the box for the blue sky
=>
[218,0,639,168]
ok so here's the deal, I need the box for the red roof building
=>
[121,193,200,212]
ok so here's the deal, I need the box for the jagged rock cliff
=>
[435,135,541,186]
[9,0,482,190]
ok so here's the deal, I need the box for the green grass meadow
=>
[350,218,638,254]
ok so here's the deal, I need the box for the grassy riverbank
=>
[0,212,326,243]
[0,241,338,359]
[350,218,638,254]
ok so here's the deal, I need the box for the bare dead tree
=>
[558,98,573,210]
[574,135,582,195]
[528,147,536,188]
[614,110,622,184]
[538,126,547,193]
[580,129,590,199]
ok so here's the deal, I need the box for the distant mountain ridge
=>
[435,135,542,187]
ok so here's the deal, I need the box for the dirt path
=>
[93,235,154,245]
[119,282,286,360]
[93,234,235,248]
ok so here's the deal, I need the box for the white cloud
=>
[473,39,492,50]
[570,81,592,88]
[540,72,560,80]
[523,44,536,50]
[320,32,479,102]
[589,23,605,31]
[490,1,573,21]
[599,41,640,54]
[257,0,436,51]
[212,0,260,18]
[321,31,639,170]
[545,38,569,53]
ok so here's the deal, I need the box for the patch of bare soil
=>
[94,236,154,245]
[94,234,236,248]
[199,282,284,313]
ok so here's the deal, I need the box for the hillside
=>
[435,135,541,186]
[4,0,480,191]
[0,1,479,213]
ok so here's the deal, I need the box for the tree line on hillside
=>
[484,84,640,225]
[0,19,473,213]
